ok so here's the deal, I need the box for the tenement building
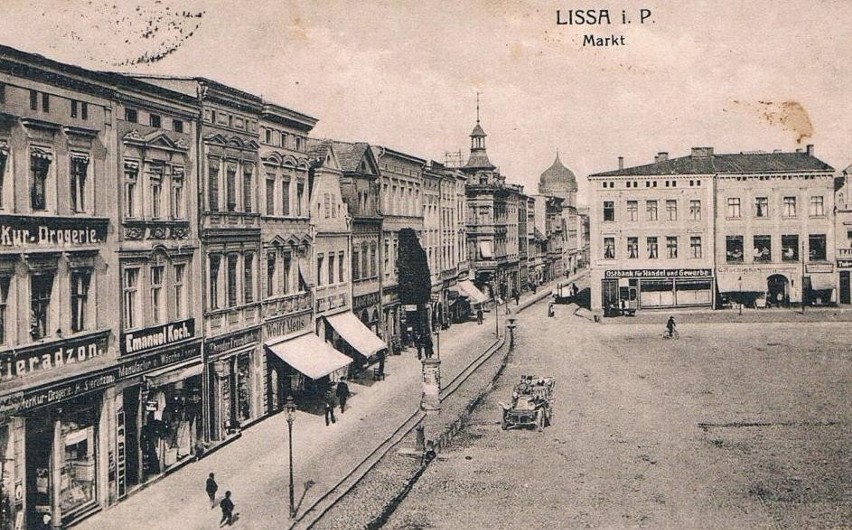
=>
[589,146,835,313]
[135,76,266,443]
[257,102,317,414]
[836,162,852,304]
[374,146,426,351]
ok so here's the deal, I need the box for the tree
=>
[397,228,432,340]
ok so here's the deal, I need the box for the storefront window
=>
[726,235,744,263]
[237,354,252,422]
[781,235,799,261]
[809,234,826,261]
[753,235,771,262]
[59,409,96,514]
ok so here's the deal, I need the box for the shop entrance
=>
[767,274,790,307]
[122,387,141,490]
[840,271,850,304]
[25,417,52,530]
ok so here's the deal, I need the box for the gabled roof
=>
[329,141,379,176]
[591,150,834,177]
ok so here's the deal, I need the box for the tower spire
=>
[476,91,480,124]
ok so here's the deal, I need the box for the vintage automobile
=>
[500,376,555,431]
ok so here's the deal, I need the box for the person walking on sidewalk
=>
[219,491,235,526]
[336,379,350,413]
[476,309,483,325]
[324,387,337,425]
[205,472,218,507]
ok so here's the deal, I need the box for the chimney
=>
[654,151,669,163]
[806,144,814,157]
[795,148,802,153]
[618,156,624,170]
[691,147,714,159]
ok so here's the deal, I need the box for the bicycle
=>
[662,329,680,340]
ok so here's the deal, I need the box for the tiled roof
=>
[329,141,369,172]
[591,151,834,177]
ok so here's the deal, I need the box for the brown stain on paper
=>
[731,100,814,144]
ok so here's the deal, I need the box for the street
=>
[385,299,851,528]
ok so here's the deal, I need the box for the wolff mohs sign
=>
[604,268,711,279]
[0,330,108,381]
[0,215,108,247]
[265,312,310,339]
[121,318,195,355]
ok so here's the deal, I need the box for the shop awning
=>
[715,272,768,293]
[144,360,203,388]
[325,312,387,358]
[265,333,352,380]
[458,280,489,304]
[808,273,836,291]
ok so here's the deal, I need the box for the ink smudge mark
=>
[729,99,814,144]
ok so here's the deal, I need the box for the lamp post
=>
[506,312,517,348]
[285,396,296,518]
[738,275,742,316]
[434,329,441,359]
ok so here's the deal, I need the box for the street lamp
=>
[506,312,517,348]
[285,395,297,518]
[433,329,441,359]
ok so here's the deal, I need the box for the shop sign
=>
[837,259,852,269]
[117,342,201,380]
[0,214,108,248]
[0,330,108,381]
[806,263,834,273]
[206,328,260,356]
[604,268,711,279]
[404,304,418,312]
[265,312,310,339]
[0,367,119,418]
[121,318,195,355]
[717,266,797,274]
[353,292,380,311]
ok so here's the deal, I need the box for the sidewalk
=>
[76,306,505,529]
[76,275,580,529]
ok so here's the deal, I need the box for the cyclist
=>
[665,316,677,338]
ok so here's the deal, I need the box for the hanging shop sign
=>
[121,318,195,355]
[206,328,261,357]
[0,215,108,248]
[265,312,310,339]
[604,268,711,279]
[0,330,108,381]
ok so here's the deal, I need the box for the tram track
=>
[289,336,505,530]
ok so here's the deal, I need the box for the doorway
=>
[767,274,789,307]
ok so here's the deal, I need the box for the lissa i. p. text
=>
[556,8,655,47]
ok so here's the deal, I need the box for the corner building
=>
[589,146,835,312]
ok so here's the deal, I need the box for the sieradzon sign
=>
[0,331,108,381]
[604,269,711,279]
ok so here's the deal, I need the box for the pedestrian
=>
[219,490,235,526]
[415,335,423,360]
[547,302,555,317]
[424,335,433,359]
[205,472,218,507]
[324,387,337,426]
[513,290,520,306]
[377,349,386,378]
[336,379,350,413]
[476,309,483,325]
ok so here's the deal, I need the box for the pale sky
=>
[1,0,849,204]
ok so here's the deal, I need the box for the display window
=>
[59,407,97,515]
[140,376,202,478]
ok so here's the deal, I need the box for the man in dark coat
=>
[206,472,218,507]
[324,388,337,426]
[219,490,235,526]
[336,379,350,413]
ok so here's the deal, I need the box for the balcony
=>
[206,303,261,335]
[123,219,192,241]
[262,291,312,319]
